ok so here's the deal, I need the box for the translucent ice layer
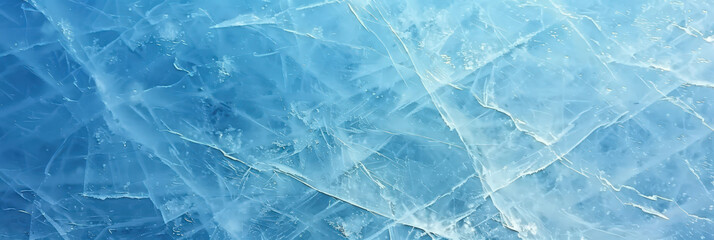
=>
[1,0,713,239]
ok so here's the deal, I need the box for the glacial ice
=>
[1,0,713,239]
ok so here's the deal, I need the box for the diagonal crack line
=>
[165,129,452,238]
[164,130,260,171]
[276,168,452,240]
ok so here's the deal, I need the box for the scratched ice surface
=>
[1,0,713,239]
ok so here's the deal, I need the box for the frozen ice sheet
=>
[1,0,713,239]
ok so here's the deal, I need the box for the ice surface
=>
[1,0,713,239]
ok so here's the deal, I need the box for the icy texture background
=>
[1,0,714,239]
